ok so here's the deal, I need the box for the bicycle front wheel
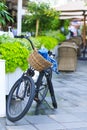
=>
[6,75,35,122]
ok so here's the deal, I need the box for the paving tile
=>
[6,117,29,126]
[62,122,87,129]
[63,107,87,113]
[35,122,65,130]
[25,115,56,124]
[0,123,6,130]
[0,118,6,130]
[70,128,87,130]
[69,112,87,122]
[0,118,6,125]
[6,125,36,130]
[49,114,82,123]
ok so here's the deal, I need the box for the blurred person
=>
[67,21,81,39]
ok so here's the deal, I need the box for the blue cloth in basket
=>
[38,48,59,74]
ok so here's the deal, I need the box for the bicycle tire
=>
[47,77,57,109]
[44,67,57,109]
[6,75,35,122]
[37,69,57,108]
[35,70,49,104]
[36,75,48,103]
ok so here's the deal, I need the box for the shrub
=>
[0,35,41,50]
[0,42,29,73]
[0,35,32,50]
[0,35,59,73]
[35,36,58,50]
[44,30,66,43]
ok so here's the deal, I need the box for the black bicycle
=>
[6,35,57,122]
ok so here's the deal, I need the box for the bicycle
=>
[6,35,57,122]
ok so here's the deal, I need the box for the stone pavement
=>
[0,60,87,130]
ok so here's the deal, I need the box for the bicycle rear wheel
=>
[35,71,48,104]
[37,76,48,103]
[6,75,35,122]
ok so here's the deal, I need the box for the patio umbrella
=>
[55,0,87,47]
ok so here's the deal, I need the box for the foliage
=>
[35,36,58,50]
[60,20,70,35]
[0,42,29,73]
[29,37,41,49]
[22,1,59,36]
[0,35,15,44]
[0,34,60,73]
[0,34,41,50]
[0,1,13,25]
[44,30,66,43]
[50,19,61,30]
[27,1,59,20]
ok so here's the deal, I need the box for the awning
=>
[55,0,87,46]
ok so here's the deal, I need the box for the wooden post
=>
[35,19,39,37]
[83,11,86,47]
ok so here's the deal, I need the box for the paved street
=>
[0,60,87,130]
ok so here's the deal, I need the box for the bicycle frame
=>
[15,35,57,106]
[6,35,57,122]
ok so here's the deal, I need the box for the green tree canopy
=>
[0,1,13,25]
[22,1,59,36]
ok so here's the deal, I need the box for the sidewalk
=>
[1,60,87,130]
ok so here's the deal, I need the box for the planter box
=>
[0,60,6,117]
[5,68,23,95]
[5,68,39,95]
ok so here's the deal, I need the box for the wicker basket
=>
[28,49,52,72]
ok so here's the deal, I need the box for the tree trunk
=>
[35,19,39,37]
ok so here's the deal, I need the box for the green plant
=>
[0,2,13,25]
[0,35,15,44]
[15,37,41,50]
[0,35,59,73]
[0,35,41,50]
[23,1,59,36]
[44,30,66,43]
[29,37,41,49]
[36,36,58,50]
[0,42,29,73]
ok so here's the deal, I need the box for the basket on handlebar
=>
[28,49,52,72]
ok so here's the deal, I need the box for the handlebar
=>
[15,35,55,57]
[15,35,35,50]
[15,35,25,39]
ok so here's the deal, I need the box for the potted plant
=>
[0,41,29,94]
[0,34,59,94]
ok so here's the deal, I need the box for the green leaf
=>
[0,38,30,73]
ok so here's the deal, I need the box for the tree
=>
[0,1,13,26]
[23,1,59,37]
